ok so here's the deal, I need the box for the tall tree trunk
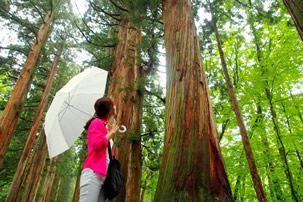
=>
[20,133,48,202]
[5,44,62,202]
[154,0,233,201]
[43,162,57,202]
[109,14,144,202]
[35,158,53,202]
[0,11,53,167]
[265,89,299,202]
[283,0,303,41]
[211,8,266,201]
[54,175,63,201]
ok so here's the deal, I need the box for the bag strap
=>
[107,141,113,161]
[103,122,113,162]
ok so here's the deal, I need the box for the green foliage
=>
[201,0,303,200]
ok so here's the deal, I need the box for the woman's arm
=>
[89,119,119,151]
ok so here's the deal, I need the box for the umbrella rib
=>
[58,104,69,121]
[67,107,92,121]
[63,100,94,118]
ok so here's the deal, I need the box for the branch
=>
[88,54,114,65]
[109,0,128,12]
[141,129,157,137]
[29,0,45,23]
[141,144,155,154]
[145,89,165,104]
[73,22,98,46]
[0,5,38,36]
[0,182,10,189]
[19,116,34,123]
[50,0,53,13]
[234,0,250,8]
[89,0,121,22]
[73,20,116,48]
[92,16,119,27]
[219,119,230,140]
[0,46,28,56]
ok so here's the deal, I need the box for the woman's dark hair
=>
[84,97,114,130]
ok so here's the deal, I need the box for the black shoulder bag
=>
[104,142,125,200]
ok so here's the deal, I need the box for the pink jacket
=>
[83,118,111,176]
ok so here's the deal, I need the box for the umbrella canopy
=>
[44,67,108,158]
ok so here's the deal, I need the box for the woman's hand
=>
[106,124,119,140]
[109,124,119,134]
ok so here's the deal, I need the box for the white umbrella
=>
[44,67,108,158]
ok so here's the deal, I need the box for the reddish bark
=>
[35,158,53,202]
[109,14,143,202]
[154,0,233,201]
[72,174,81,202]
[0,11,53,167]
[43,162,57,202]
[22,135,48,202]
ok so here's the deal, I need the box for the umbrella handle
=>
[113,118,127,133]
[119,125,127,133]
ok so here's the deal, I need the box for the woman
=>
[80,97,119,202]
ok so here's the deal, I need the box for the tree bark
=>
[0,11,53,167]
[5,44,62,202]
[35,158,53,202]
[283,0,303,41]
[109,13,144,202]
[211,10,266,201]
[43,162,57,202]
[154,0,233,201]
[20,133,48,202]
[54,175,63,201]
